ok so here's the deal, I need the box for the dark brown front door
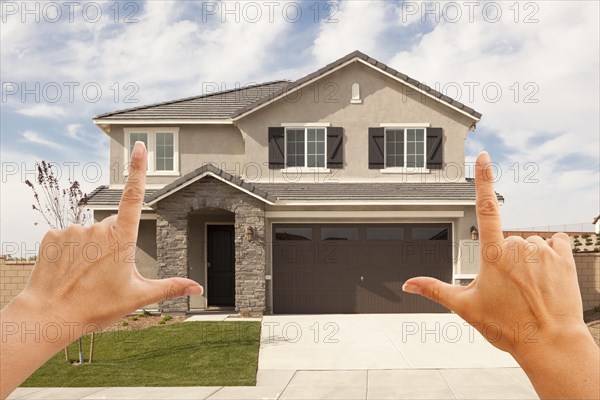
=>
[272,223,453,314]
[207,225,235,306]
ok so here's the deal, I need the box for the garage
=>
[272,223,453,314]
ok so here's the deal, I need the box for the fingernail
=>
[132,141,145,159]
[402,283,420,294]
[183,285,203,296]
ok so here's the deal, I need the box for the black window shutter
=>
[368,127,385,169]
[426,128,443,169]
[268,127,285,169]
[326,127,344,169]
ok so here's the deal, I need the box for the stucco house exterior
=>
[87,51,502,315]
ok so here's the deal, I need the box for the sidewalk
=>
[9,368,538,399]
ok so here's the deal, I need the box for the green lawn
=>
[22,321,261,387]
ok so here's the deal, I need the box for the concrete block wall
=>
[0,257,35,308]
[574,253,600,312]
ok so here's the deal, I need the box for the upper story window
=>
[285,127,327,168]
[385,128,426,169]
[124,127,179,176]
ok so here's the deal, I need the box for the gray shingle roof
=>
[93,81,290,120]
[253,182,495,201]
[232,50,482,120]
[85,185,158,206]
[86,166,503,207]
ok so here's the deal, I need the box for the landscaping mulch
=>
[585,308,600,347]
[103,313,186,332]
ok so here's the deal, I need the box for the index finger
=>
[475,151,504,246]
[116,141,147,241]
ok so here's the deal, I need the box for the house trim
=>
[274,200,478,206]
[264,211,465,218]
[86,205,154,211]
[380,123,431,128]
[281,122,332,127]
[94,119,234,125]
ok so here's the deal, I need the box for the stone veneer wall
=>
[155,177,266,315]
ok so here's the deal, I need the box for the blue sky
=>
[1,0,599,255]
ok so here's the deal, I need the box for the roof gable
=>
[232,51,481,121]
[144,164,276,205]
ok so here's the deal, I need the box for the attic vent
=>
[351,83,362,104]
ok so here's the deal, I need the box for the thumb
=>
[403,277,466,313]
[139,278,203,306]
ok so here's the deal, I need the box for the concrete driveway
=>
[259,314,518,370]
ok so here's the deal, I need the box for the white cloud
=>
[21,130,62,149]
[311,0,392,64]
[16,104,68,119]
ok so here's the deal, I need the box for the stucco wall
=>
[93,211,159,309]
[236,61,475,182]
[108,124,244,186]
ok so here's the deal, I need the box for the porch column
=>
[234,204,266,316]
[156,206,189,314]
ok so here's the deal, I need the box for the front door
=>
[207,224,235,307]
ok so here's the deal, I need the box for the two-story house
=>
[87,51,502,315]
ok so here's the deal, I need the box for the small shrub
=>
[573,248,581,252]
[582,234,590,239]
[162,315,172,322]
[158,320,166,325]
[142,309,152,317]
[121,321,129,327]
[574,235,579,239]
[131,316,138,321]
[595,240,600,245]
[574,240,582,245]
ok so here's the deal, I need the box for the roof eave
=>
[92,118,234,125]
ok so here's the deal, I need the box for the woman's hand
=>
[403,151,599,399]
[1,142,202,398]
[21,141,202,331]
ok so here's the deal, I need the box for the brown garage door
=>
[272,223,453,314]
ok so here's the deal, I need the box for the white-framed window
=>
[384,127,427,169]
[284,127,327,168]
[124,127,179,176]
